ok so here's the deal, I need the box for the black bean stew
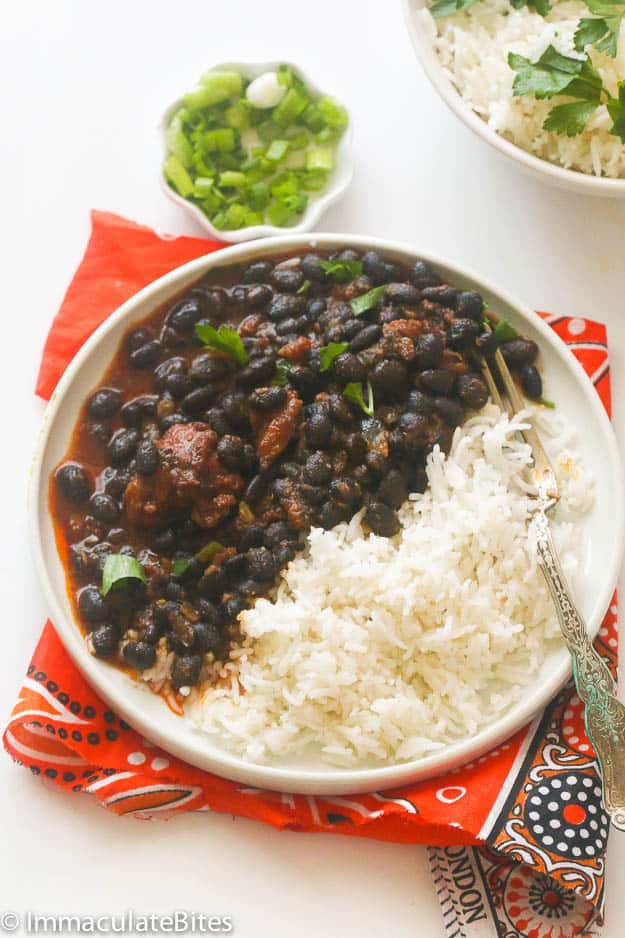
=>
[51,248,542,707]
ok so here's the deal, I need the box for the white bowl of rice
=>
[403,0,625,196]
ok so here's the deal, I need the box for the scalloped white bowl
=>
[31,233,624,794]
[160,61,354,242]
[402,0,625,198]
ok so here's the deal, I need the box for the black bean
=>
[220,390,249,427]
[91,624,119,658]
[370,359,407,395]
[249,387,287,411]
[455,291,484,321]
[166,374,195,400]
[397,411,430,449]
[245,472,269,505]
[264,522,296,548]
[189,353,230,385]
[301,254,328,282]
[303,452,333,485]
[108,429,140,466]
[193,286,228,320]
[377,469,409,510]
[168,298,202,332]
[305,297,327,322]
[193,621,223,654]
[223,553,248,584]
[123,641,156,671]
[305,411,333,448]
[419,369,455,394]
[126,328,150,353]
[456,374,489,409]
[237,355,276,387]
[501,338,539,366]
[242,260,274,284]
[89,421,111,445]
[56,463,92,504]
[246,546,278,581]
[348,324,381,352]
[476,332,498,356]
[222,595,248,621]
[333,353,366,384]
[385,283,420,305]
[520,364,542,399]
[433,397,464,427]
[365,502,400,537]
[78,586,107,623]
[154,528,176,553]
[101,466,132,499]
[181,386,214,416]
[329,477,362,506]
[276,316,301,336]
[268,293,305,321]
[415,333,445,369]
[421,286,458,308]
[409,259,441,289]
[129,340,162,369]
[362,251,387,285]
[88,387,121,420]
[345,432,367,463]
[448,318,480,349]
[171,654,202,689]
[317,501,348,529]
[238,523,265,550]
[88,493,120,523]
[285,365,317,398]
[341,319,362,342]
[120,395,158,428]
[135,439,160,476]
[154,357,186,390]
[406,390,434,415]
[159,412,190,431]
[271,268,304,293]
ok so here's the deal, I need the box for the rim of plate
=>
[29,233,625,794]
[401,0,625,198]
[159,60,354,242]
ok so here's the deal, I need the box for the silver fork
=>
[479,328,625,832]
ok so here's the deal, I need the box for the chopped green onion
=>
[248,181,271,210]
[271,173,300,199]
[273,87,308,127]
[306,147,334,172]
[319,259,363,283]
[184,70,243,109]
[277,65,293,87]
[193,176,215,198]
[319,342,349,372]
[265,139,290,162]
[539,397,556,409]
[257,119,281,143]
[224,100,250,130]
[203,128,236,152]
[195,322,248,364]
[218,170,247,188]
[302,104,326,133]
[318,96,349,130]
[243,209,264,226]
[165,115,193,168]
[301,170,328,191]
[297,279,311,295]
[164,154,194,198]
[285,150,307,170]
[285,129,310,149]
[493,319,518,342]
[173,541,224,578]
[101,555,146,597]
[343,381,375,417]
[350,285,387,316]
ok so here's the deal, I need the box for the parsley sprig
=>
[508,46,625,141]
[195,322,248,365]
[575,0,625,58]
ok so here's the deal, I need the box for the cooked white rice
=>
[191,405,593,767]
[419,0,625,177]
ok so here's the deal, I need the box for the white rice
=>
[419,0,625,177]
[192,405,593,767]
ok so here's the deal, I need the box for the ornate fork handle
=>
[533,509,625,831]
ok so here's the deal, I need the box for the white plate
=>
[30,233,624,794]
[160,61,354,242]
[402,0,625,199]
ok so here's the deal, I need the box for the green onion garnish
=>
[102,555,146,597]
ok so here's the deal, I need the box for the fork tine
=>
[480,323,559,498]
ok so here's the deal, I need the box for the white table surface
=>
[2,1,625,934]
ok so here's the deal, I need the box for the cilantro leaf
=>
[319,342,349,372]
[510,0,551,15]
[508,47,586,100]
[607,80,625,141]
[318,259,363,283]
[493,318,518,342]
[272,360,290,386]
[539,397,556,409]
[543,99,599,136]
[343,381,375,417]
[102,555,146,597]
[430,0,478,17]
[172,541,223,578]
[350,285,387,316]
[195,323,248,365]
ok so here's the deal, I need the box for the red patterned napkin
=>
[5,211,617,938]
